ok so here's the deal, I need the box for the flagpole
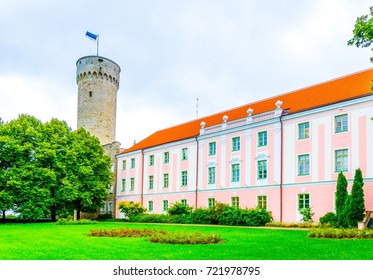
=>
[97,34,99,56]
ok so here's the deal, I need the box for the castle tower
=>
[76,56,121,145]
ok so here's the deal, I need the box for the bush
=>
[188,208,213,224]
[118,201,146,218]
[148,231,223,244]
[299,207,314,223]
[308,228,373,239]
[319,212,338,227]
[266,222,318,228]
[55,219,98,225]
[167,202,193,216]
[97,213,113,220]
[209,203,230,224]
[219,207,272,226]
[129,214,173,223]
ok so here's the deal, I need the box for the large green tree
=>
[348,6,373,62]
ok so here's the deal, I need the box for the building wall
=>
[116,95,373,222]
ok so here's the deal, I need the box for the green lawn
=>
[0,222,372,260]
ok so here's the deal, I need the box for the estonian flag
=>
[85,31,98,41]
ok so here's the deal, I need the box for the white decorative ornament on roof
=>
[276,100,283,109]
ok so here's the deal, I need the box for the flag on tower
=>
[85,31,98,41]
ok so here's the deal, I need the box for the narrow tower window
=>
[89,91,93,97]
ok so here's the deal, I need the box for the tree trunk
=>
[76,209,81,220]
[51,206,56,222]
[2,210,5,223]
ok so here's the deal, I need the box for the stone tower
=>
[76,55,121,218]
[76,55,121,145]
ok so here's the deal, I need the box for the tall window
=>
[257,196,267,210]
[232,137,240,151]
[121,179,126,192]
[131,158,135,168]
[298,154,310,176]
[335,149,348,172]
[148,201,153,212]
[164,152,169,163]
[298,193,310,209]
[208,167,216,184]
[108,202,113,212]
[258,131,267,147]
[149,175,154,189]
[208,198,216,208]
[181,171,188,186]
[163,173,169,188]
[257,160,267,179]
[298,122,310,139]
[182,148,188,160]
[209,142,216,155]
[163,200,168,211]
[231,197,240,208]
[130,178,135,191]
[231,164,240,182]
[181,199,187,206]
[335,114,348,133]
[149,155,154,166]
[122,160,126,170]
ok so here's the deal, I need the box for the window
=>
[231,164,240,182]
[182,148,188,160]
[181,199,187,206]
[149,155,154,166]
[208,167,216,184]
[257,196,267,210]
[209,142,216,155]
[149,175,154,189]
[89,91,93,97]
[163,173,169,188]
[181,171,188,186]
[257,160,267,179]
[232,137,240,151]
[335,114,348,133]
[298,122,310,139]
[108,202,113,212]
[122,160,126,170]
[164,152,169,163]
[231,197,239,208]
[131,158,135,168]
[298,193,310,209]
[298,154,310,176]
[101,202,106,212]
[208,198,216,208]
[121,179,126,192]
[163,200,168,211]
[148,201,153,212]
[258,131,267,147]
[130,178,135,191]
[335,149,348,172]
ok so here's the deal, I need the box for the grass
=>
[0,222,373,260]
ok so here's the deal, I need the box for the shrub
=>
[167,202,193,216]
[319,212,338,227]
[299,207,314,223]
[219,207,272,226]
[129,214,173,223]
[148,231,223,244]
[118,201,146,218]
[265,222,317,228]
[209,202,230,224]
[88,228,164,237]
[97,213,113,220]
[308,228,373,239]
[55,219,98,225]
[189,208,213,224]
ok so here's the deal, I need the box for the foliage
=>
[349,168,365,227]
[118,201,147,218]
[209,202,230,224]
[188,208,213,224]
[97,213,113,220]
[128,213,173,223]
[88,227,223,244]
[319,212,338,228]
[266,222,318,228]
[55,219,98,225]
[167,201,193,215]
[0,115,112,221]
[339,195,353,228]
[308,228,373,239]
[336,172,348,227]
[348,6,373,63]
[299,207,314,223]
[218,207,272,226]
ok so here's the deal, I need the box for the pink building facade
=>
[116,69,373,222]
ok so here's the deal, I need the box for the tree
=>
[118,201,146,218]
[0,190,13,221]
[348,6,373,63]
[67,128,112,219]
[349,168,365,227]
[336,172,348,227]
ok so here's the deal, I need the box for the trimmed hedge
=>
[308,228,373,239]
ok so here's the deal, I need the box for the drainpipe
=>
[279,112,284,223]
[195,137,199,209]
[140,149,144,206]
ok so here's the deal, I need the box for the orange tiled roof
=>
[123,68,373,153]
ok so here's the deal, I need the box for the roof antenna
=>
[196,97,199,119]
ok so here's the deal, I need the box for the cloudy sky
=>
[0,0,372,148]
